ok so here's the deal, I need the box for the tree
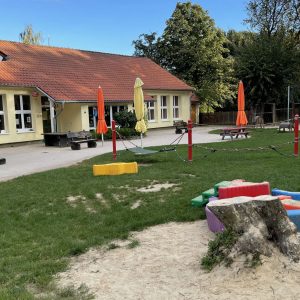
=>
[133,2,235,111]
[245,0,300,39]
[19,25,43,45]
[235,32,300,110]
[132,32,162,64]
[225,30,256,57]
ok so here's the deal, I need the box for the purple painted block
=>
[205,206,225,233]
[209,196,218,202]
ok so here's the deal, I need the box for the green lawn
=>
[0,128,299,298]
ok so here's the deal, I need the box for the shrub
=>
[113,110,137,129]
[201,229,238,271]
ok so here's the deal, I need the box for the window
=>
[173,96,180,119]
[14,95,33,132]
[88,106,97,129]
[0,95,6,133]
[0,51,7,62]
[147,101,155,122]
[104,105,127,126]
[160,96,168,120]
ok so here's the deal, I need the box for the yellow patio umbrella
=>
[236,81,248,126]
[134,77,147,147]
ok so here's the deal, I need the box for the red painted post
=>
[294,114,299,157]
[112,120,117,160]
[188,119,193,162]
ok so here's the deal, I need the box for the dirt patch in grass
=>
[66,195,96,213]
[56,221,300,300]
[137,182,179,193]
[138,163,152,167]
[66,195,86,207]
[180,173,196,177]
[130,200,142,210]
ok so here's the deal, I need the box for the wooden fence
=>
[199,109,293,125]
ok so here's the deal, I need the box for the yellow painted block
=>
[93,162,138,176]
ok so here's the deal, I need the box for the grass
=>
[201,229,239,271]
[127,239,140,249]
[0,128,298,298]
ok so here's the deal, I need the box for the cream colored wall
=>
[57,103,90,132]
[0,87,191,145]
[142,90,191,129]
[0,87,43,144]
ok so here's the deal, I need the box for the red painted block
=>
[218,182,270,199]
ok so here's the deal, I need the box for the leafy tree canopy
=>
[235,32,300,109]
[225,30,257,57]
[245,0,300,39]
[133,2,235,111]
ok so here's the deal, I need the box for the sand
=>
[56,221,300,299]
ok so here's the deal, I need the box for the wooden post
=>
[272,103,276,124]
[112,120,117,160]
[188,119,193,162]
[294,114,299,157]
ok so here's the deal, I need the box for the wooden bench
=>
[173,120,188,134]
[68,131,97,150]
[220,127,250,140]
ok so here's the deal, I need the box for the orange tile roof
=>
[0,40,193,102]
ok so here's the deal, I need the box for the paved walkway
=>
[0,126,221,182]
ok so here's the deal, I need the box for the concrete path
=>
[0,126,221,182]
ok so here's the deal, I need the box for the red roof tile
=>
[0,40,193,102]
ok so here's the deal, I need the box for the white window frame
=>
[0,95,6,134]
[173,96,180,120]
[147,101,155,122]
[15,95,33,133]
[106,105,127,126]
[160,96,168,120]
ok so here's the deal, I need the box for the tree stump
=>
[207,195,300,261]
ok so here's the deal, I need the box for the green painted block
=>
[214,181,231,196]
[202,188,215,202]
[191,195,208,207]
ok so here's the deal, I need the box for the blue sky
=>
[1,0,249,55]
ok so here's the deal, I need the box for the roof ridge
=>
[0,39,145,59]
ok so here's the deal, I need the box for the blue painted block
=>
[272,188,300,200]
[287,210,300,231]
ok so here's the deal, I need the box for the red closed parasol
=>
[96,86,108,145]
[236,81,248,126]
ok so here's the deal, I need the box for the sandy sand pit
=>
[56,221,300,299]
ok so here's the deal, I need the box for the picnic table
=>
[220,127,249,140]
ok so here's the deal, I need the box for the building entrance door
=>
[191,104,197,123]
[41,96,51,133]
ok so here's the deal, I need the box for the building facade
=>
[0,41,197,145]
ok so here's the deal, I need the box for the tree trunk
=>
[207,195,300,261]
